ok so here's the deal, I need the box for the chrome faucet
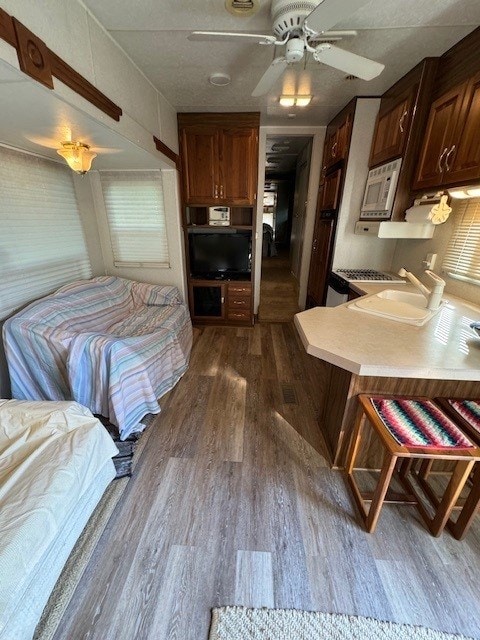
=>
[398,268,446,311]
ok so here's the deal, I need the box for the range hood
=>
[355,220,435,239]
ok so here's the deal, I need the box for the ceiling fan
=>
[189,0,384,97]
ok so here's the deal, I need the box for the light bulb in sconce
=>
[57,141,97,175]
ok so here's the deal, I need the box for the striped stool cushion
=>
[370,398,475,450]
[448,400,480,436]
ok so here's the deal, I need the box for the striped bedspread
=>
[3,277,192,439]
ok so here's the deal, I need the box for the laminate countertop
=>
[294,283,480,380]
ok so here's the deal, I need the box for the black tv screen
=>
[189,232,252,279]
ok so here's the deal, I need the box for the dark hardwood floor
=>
[53,324,480,640]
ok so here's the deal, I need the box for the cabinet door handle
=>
[331,141,338,158]
[215,184,219,198]
[437,147,448,174]
[399,110,408,133]
[312,239,318,252]
[220,184,224,198]
[221,296,225,304]
[445,144,456,172]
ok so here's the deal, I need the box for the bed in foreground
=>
[0,399,118,640]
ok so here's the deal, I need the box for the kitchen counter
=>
[294,285,480,467]
[295,284,480,381]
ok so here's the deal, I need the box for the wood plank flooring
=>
[53,324,480,640]
[258,253,300,322]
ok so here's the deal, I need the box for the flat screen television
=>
[188,231,252,279]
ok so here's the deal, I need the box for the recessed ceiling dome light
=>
[209,73,231,86]
[225,0,260,17]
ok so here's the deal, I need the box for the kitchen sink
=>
[348,289,445,326]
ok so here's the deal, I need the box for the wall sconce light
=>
[448,185,480,199]
[279,95,312,107]
[57,141,97,175]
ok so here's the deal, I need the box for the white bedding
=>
[0,400,118,639]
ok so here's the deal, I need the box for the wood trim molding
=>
[0,9,122,121]
[0,7,16,47]
[49,52,122,121]
[13,18,53,89]
[153,135,180,168]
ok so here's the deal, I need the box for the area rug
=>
[209,607,476,640]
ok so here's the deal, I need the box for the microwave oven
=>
[360,158,402,220]
[208,206,230,226]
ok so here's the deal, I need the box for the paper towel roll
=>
[405,205,434,223]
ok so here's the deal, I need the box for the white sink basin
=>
[348,289,445,326]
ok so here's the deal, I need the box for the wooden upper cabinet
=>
[369,86,415,167]
[413,83,467,190]
[447,71,480,184]
[178,113,259,207]
[219,127,257,205]
[320,168,342,212]
[180,126,219,204]
[324,112,353,170]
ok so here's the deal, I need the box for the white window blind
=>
[0,147,92,320]
[100,171,170,268]
[442,198,480,285]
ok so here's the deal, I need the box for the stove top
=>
[333,269,406,284]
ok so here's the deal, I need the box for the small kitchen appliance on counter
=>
[326,268,405,307]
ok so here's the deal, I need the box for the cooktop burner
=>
[333,269,406,283]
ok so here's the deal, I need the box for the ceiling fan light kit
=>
[190,0,385,98]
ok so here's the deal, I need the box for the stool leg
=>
[450,464,480,541]
[429,460,475,537]
[365,452,398,533]
[346,407,366,475]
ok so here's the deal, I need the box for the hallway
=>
[258,251,300,323]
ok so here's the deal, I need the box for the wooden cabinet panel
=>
[179,118,258,206]
[320,168,342,212]
[189,281,226,322]
[369,87,415,167]
[413,83,466,190]
[447,71,480,184]
[220,128,257,205]
[324,113,352,170]
[181,127,219,204]
[306,214,335,307]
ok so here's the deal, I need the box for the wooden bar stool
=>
[346,394,480,535]
[431,398,480,540]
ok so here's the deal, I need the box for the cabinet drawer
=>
[228,283,251,296]
[227,309,252,322]
[228,296,251,310]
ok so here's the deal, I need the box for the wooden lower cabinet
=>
[189,280,253,325]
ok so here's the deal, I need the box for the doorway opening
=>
[258,135,313,322]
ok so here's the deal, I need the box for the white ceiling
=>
[83,0,480,125]
[0,60,166,170]
[266,135,311,173]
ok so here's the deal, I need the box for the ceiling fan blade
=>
[305,0,372,33]
[189,31,276,44]
[314,44,384,81]
[252,57,288,97]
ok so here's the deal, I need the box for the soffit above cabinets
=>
[0,59,168,170]
[82,0,480,125]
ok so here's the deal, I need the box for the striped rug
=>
[209,608,475,640]
[370,398,474,450]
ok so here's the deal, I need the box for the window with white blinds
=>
[99,171,170,268]
[442,198,480,285]
[0,146,92,320]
